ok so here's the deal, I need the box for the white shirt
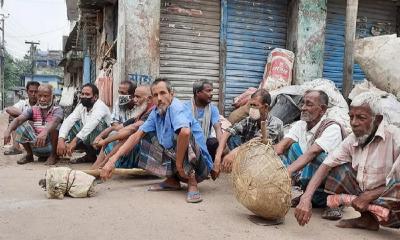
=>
[285,118,343,153]
[13,99,33,112]
[110,102,137,124]
[59,99,112,140]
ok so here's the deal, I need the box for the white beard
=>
[131,102,148,119]
[356,121,375,145]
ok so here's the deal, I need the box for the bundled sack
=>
[259,48,295,91]
[349,80,400,128]
[232,138,291,221]
[354,34,400,99]
[39,167,96,199]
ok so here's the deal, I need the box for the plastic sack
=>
[259,48,295,91]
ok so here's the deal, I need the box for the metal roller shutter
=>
[222,0,289,115]
[323,0,398,89]
[159,0,221,102]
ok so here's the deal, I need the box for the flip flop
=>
[322,206,344,221]
[148,182,182,191]
[4,148,23,155]
[186,191,202,203]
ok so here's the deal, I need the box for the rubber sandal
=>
[17,155,34,165]
[322,206,344,220]
[186,191,202,203]
[148,182,182,191]
[4,148,23,155]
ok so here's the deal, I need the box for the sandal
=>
[186,191,202,203]
[70,155,95,164]
[17,155,34,165]
[4,148,23,155]
[148,182,182,191]
[322,206,344,220]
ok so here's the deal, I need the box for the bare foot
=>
[44,154,58,165]
[17,154,34,164]
[336,212,380,231]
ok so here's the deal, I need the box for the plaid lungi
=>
[104,141,139,169]
[66,120,108,145]
[280,142,328,207]
[325,163,400,228]
[15,122,52,157]
[137,132,210,181]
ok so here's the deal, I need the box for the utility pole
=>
[25,41,40,76]
[0,13,9,110]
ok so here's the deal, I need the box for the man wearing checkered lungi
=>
[100,78,213,203]
[57,83,111,162]
[4,84,63,165]
[275,90,347,220]
[295,92,400,231]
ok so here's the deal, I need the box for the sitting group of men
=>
[4,78,399,231]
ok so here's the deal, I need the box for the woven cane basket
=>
[232,138,292,220]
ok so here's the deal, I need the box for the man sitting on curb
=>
[100,78,213,203]
[275,90,347,220]
[57,83,111,162]
[4,81,40,155]
[295,92,400,231]
[92,84,154,169]
[213,89,283,178]
[4,84,63,165]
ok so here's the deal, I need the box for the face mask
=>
[39,100,53,109]
[81,97,95,108]
[249,107,261,120]
[118,95,131,106]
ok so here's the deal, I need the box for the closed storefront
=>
[222,0,289,114]
[159,0,221,101]
[323,0,398,89]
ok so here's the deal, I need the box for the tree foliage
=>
[4,51,30,90]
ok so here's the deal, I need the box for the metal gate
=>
[221,0,289,115]
[159,0,221,102]
[323,0,398,89]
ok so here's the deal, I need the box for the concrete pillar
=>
[289,0,327,84]
[117,0,160,83]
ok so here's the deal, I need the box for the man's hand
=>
[66,138,78,156]
[35,131,48,148]
[211,162,221,181]
[57,138,67,156]
[221,157,233,173]
[92,136,103,149]
[352,193,372,212]
[3,130,11,145]
[100,162,115,180]
[294,196,313,226]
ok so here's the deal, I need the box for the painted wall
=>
[117,0,160,83]
[291,0,327,84]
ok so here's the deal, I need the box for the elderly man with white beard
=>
[275,90,347,220]
[295,92,400,231]
[92,84,154,169]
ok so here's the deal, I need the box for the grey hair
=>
[193,79,213,95]
[38,84,54,95]
[350,92,382,116]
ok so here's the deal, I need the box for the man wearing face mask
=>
[4,84,63,165]
[92,81,137,148]
[274,90,347,220]
[213,89,283,177]
[57,83,111,162]
[91,84,154,169]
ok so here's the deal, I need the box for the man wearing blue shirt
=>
[184,80,222,168]
[101,78,213,203]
